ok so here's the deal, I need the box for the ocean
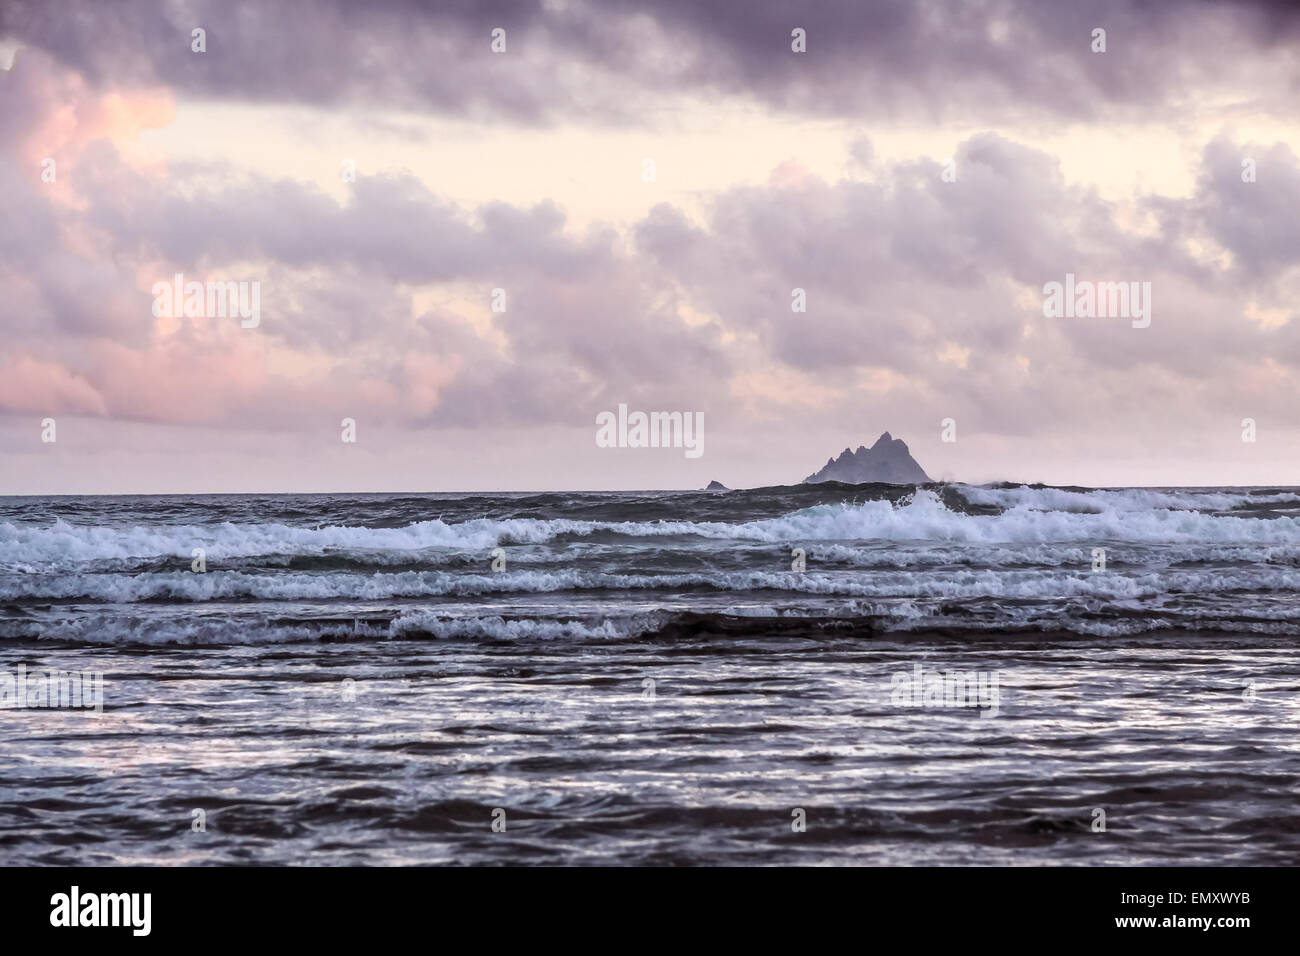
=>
[2,483,1299,865]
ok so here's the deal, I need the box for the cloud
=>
[3,16,1300,489]
[0,356,107,415]
[0,55,734,428]
[1188,135,1300,280]
[7,117,1299,441]
[4,0,1299,124]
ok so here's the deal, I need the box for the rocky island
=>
[803,432,932,484]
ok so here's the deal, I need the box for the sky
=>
[1,0,1299,494]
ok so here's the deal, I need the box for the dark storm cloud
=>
[3,0,1299,122]
[1,0,556,119]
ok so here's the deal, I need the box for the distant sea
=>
[2,483,1298,864]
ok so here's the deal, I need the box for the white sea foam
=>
[6,564,1300,603]
[3,488,1300,570]
[387,611,666,641]
[952,484,1300,513]
[8,596,1296,646]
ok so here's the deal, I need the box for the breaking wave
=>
[4,484,1299,646]
[4,486,1300,571]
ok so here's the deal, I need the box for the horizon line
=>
[3,479,1297,499]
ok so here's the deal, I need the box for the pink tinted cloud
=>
[0,356,108,415]
[84,338,269,424]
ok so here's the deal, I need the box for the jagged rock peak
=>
[802,432,932,485]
